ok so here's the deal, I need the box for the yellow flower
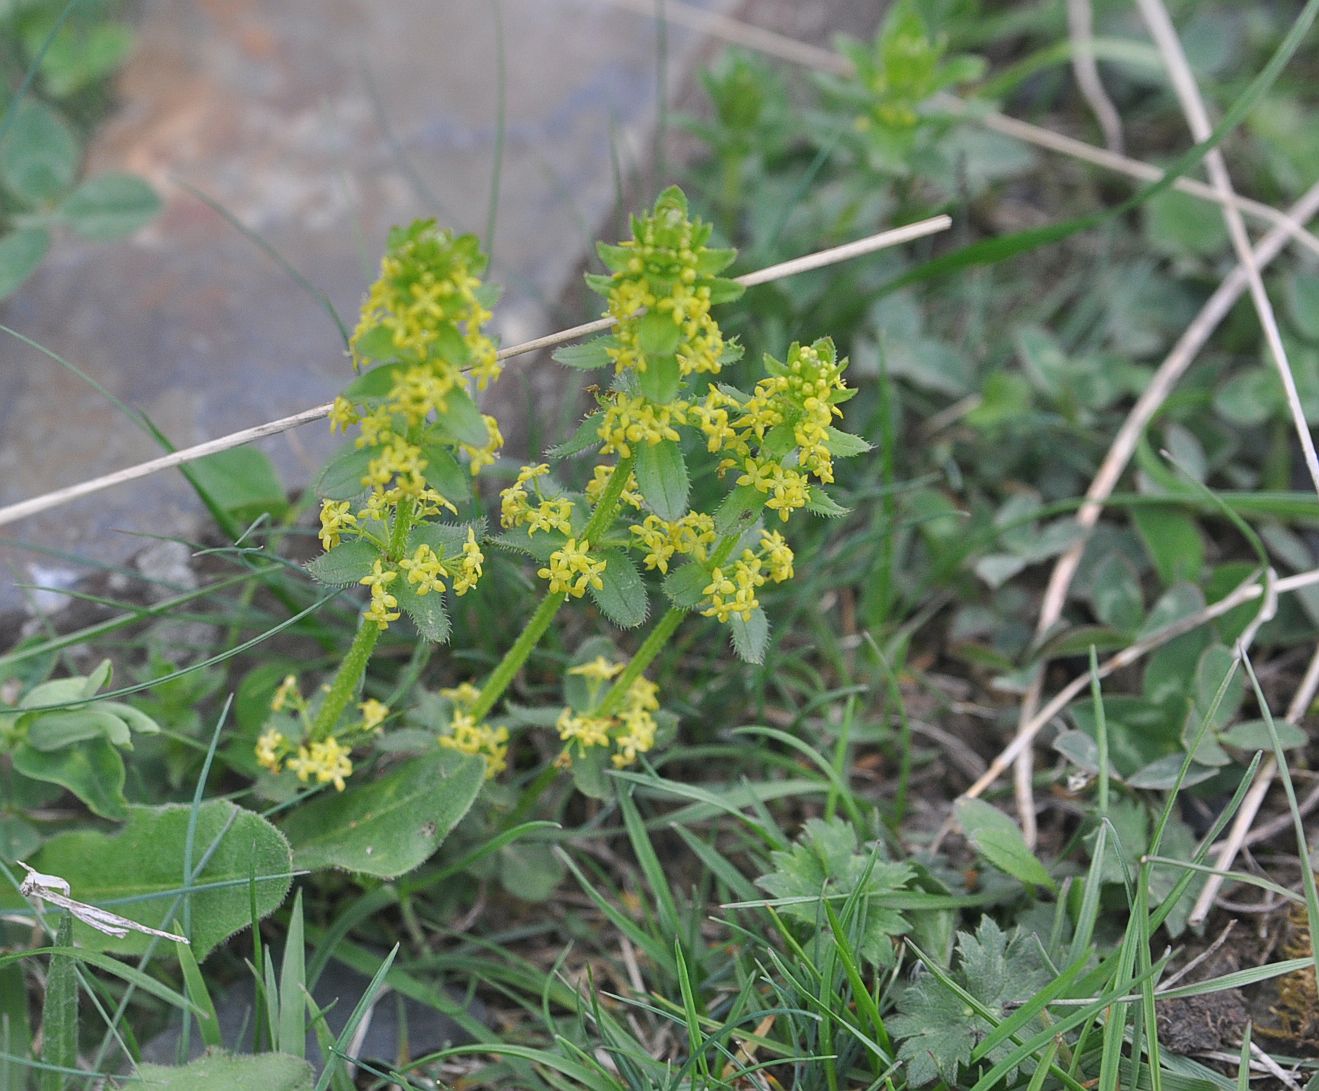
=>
[328,396,360,433]
[269,674,301,713]
[598,394,688,458]
[568,656,626,682]
[555,708,611,749]
[286,736,354,791]
[585,463,643,509]
[760,530,795,583]
[255,728,286,773]
[399,543,447,595]
[526,497,575,536]
[538,538,606,598]
[360,559,401,630]
[461,414,504,474]
[452,527,484,595]
[439,680,482,706]
[318,500,358,551]
[359,699,389,731]
[439,711,510,778]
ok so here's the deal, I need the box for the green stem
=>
[469,455,637,723]
[312,619,381,738]
[596,530,740,716]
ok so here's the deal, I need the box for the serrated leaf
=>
[283,748,484,878]
[547,411,604,459]
[728,607,769,664]
[0,99,78,205]
[59,172,159,239]
[552,338,613,370]
[407,520,481,559]
[955,798,1055,890]
[714,484,765,536]
[589,550,648,628]
[314,444,373,500]
[305,540,379,587]
[824,426,873,458]
[418,442,470,503]
[637,351,682,403]
[3,801,292,959]
[0,227,49,298]
[12,737,128,819]
[596,241,632,272]
[436,385,489,448]
[635,440,688,521]
[706,277,744,304]
[805,486,850,518]
[495,526,561,562]
[584,271,612,296]
[395,577,451,643]
[663,562,707,609]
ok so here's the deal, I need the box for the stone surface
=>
[0,0,878,617]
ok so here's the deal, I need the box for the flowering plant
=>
[256,186,868,812]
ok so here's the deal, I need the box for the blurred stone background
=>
[0,0,874,616]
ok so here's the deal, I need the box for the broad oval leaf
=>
[12,737,128,819]
[314,444,374,500]
[0,100,79,205]
[0,227,50,298]
[954,798,1055,891]
[282,748,484,878]
[60,172,160,239]
[133,1052,314,1090]
[8,801,293,959]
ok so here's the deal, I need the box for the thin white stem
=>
[962,565,1319,803]
[1187,640,1319,926]
[1067,0,1125,153]
[593,0,1319,257]
[1136,0,1319,497]
[0,216,951,529]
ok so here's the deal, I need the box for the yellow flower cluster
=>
[629,512,716,573]
[285,736,354,792]
[351,221,498,386]
[538,538,606,598]
[360,558,401,630]
[557,661,660,768]
[701,530,796,623]
[584,464,643,509]
[598,393,688,458]
[452,528,485,595]
[438,710,510,779]
[601,189,728,378]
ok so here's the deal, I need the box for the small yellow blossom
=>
[585,463,643,509]
[285,736,354,791]
[538,538,606,598]
[439,711,509,778]
[568,656,626,682]
[399,543,447,595]
[526,497,575,536]
[439,680,482,706]
[318,500,358,551]
[461,414,504,474]
[255,728,285,773]
[556,709,612,749]
[360,559,401,629]
[358,699,389,731]
[328,396,360,433]
[598,394,688,458]
[270,674,301,713]
[452,528,484,595]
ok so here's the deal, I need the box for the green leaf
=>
[728,608,769,664]
[663,562,707,609]
[637,352,682,403]
[282,748,484,878]
[954,798,1055,890]
[12,737,128,819]
[547,411,604,459]
[435,385,489,448]
[498,841,565,902]
[1285,273,1319,341]
[587,550,648,628]
[1131,504,1204,585]
[636,311,681,357]
[395,577,451,643]
[8,801,293,960]
[824,426,873,458]
[552,337,613,369]
[1143,189,1229,258]
[756,817,913,967]
[26,708,128,751]
[714,484,765,537]
[0,227,50,298]
[1220,718,1308,751]
[305,539,378,586]
[24,20,134,98]
[635,440,688,521]
[890,918,1049,1087]
[40,914,77,1091]
[419,443,470,504]
[59,172,160,239]
[188,447,287,522]
[1089,552,1144,633]
[805,486,850,518]
[0,99,79,205]
[132,1053,315,1090]
[314,444,373,500]
[349,325,399,366]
